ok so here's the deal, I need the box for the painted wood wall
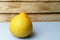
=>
[0,0,60,22]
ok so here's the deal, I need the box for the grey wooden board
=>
[0,2,60,13]
[0,22,60,40]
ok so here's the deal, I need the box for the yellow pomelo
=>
[10,12,33,38]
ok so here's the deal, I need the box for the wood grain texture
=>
[0,13,60,22]
[0,2,60,13]
[0,0,60,1]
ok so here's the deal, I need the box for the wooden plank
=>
[0,2,60,13]
[0,13,60,22]
[0,0,60,1]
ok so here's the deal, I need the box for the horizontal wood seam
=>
[0,12,60,14]
[0,1,60,2]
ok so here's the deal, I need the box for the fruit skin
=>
[10,12,33,38]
